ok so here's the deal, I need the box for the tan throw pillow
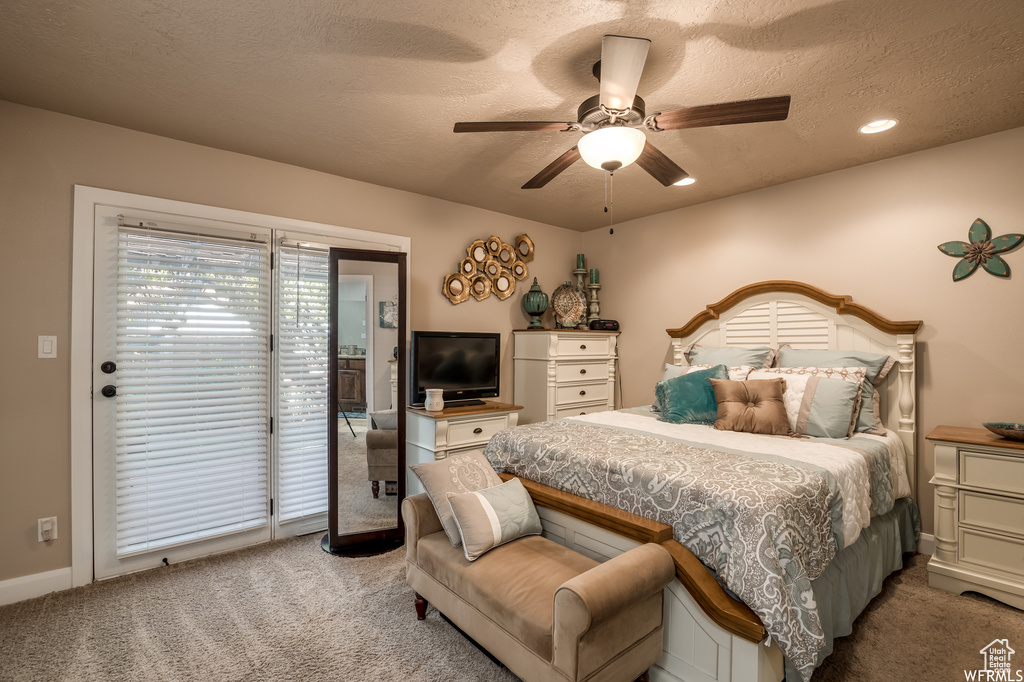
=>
[447,477,543,561]
[409,450,503,547]
[710,378,795,436]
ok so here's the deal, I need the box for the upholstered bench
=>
[402,490,675,682]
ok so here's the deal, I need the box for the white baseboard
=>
[0,567,73,606]
[917,532,934,557]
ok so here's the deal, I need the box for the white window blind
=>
[114,230,270,556]
[276,245,330,522]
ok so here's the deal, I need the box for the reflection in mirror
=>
[324,248,406,556]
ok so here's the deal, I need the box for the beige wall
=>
[0,100,581,582]
[3,96,1021,583]
[583,126,1024,536]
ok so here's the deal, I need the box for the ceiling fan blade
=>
[454,121,575,133]
[652,95,791,130]
[599,35,651,113]
[521,146,581,189]
[635,142,689,186]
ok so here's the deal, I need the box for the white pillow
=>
[750,367,866,438]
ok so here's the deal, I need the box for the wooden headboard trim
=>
[666,280,923,338]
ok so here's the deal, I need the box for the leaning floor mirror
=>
[322,247,407,556]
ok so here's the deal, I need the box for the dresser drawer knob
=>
[579,344,587,350]
[579,390,586,396]
[580,412,586,415]
[579,368,587,374]
[473,427,483,434]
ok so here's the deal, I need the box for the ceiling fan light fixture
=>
[859,118,899,134]
[673,177,696,186]
[577,127,647,172]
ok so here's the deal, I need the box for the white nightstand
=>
[928,425,1024,609]
[405,401,523,496]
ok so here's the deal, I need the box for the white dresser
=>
[405,402,522,496]
[928,425,1024,609]
[513,330,618,425]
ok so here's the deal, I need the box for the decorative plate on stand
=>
[551,281,587,328]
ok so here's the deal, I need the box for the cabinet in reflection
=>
[337,357,366,412]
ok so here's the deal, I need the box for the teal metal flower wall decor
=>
[938,218,1023,281]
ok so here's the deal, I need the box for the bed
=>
[483,281,923,682]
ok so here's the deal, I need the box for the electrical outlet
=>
[38,517,57,542]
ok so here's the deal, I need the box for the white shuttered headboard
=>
[667,281,923,498]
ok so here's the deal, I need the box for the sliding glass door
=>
[90,208,399,579]
[92,226,273,578]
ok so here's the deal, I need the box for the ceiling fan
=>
[453,34,791,189]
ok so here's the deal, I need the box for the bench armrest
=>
[401,493,444,565]
[552,542,675,680]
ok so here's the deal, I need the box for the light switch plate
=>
[38,335,57,358]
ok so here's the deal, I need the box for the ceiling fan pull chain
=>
[609,171,615,235]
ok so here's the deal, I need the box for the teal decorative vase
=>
[522,278,549,329]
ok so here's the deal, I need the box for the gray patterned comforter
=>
[482,412,901,681]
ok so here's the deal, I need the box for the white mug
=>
[424,389,444,412]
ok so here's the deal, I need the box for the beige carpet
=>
[1,545,1022,682]
[0,537,517,682]
[813,553,1024,680]
[336,418,398,535]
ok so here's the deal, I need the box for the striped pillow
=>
[447,477,542,561]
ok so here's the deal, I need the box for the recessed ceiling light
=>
[673,177,696,186]
[859,119,899,134]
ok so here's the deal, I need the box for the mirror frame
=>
[322,247,407,556]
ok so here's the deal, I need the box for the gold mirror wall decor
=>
[483,257,501,278]
[485,235,503,255]
[492,269,516,300]
[443,273,471,304]
[497,242,516,265]
[444,234,533,304]
[468,240,488,265]
[515,234,535,262]
[470,273,492,300]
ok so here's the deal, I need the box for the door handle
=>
[101,385,117,398]
[101,361,117,374]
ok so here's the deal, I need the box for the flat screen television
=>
[410,331,500,406]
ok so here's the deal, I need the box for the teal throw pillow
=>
[656,364,729,425]
[651,363,687,412]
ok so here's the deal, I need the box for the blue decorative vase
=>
[522,278,549,329]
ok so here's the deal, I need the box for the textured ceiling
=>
[2,0,1023,231]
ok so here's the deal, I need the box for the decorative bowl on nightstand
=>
[983,422,1024,441]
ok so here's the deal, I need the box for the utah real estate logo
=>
[965,639,1022,681]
